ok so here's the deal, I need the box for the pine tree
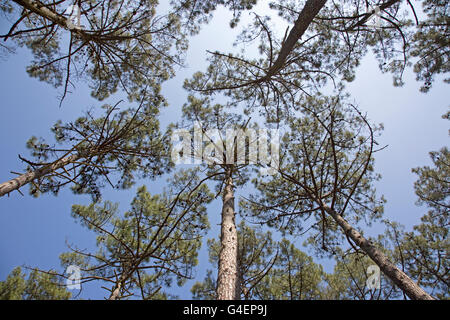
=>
[192,221,324,300]
[0,0,448,301]
[323,251,402,300]
[34,171,214,299]
[380,117,449,299]
[179,96,253,300]
[0,100,172,199]
[1,0,187,103]
[241,93,434,300]
[0,267,71,300]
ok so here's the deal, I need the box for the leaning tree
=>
[241,93,434,299]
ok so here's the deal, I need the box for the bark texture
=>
[0,154,79,197]
[324,206,435,300]
[216,168,240,300]
[109,282,122,300]
[12,0,123,41]
[13,0,82,34]
[266,0,328,77]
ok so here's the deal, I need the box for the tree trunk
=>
[216,167,240,300]
[324,206,435,300]
[265,0,328,77]
[346,0,402,31]
[13,0,76,29]
[109,281,122,300]
[0,154,79,197]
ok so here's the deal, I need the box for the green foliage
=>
[256,239,324,300]
[241,93,385,256]
[2,0,188,102]
[382,219,448,299]
[412,146,449,216]
[0,267,71,300]
[376,131,449,299]
[182,0,437,122]
[323,252,401,300]
[178,94,256,189]
[399,213,449,299]
[1,0,448,301]
[191,270,216,300]
[170,0,258,31]
[410,0,449,92]
[59,170,213,299]
[399,141,449,298]
[24,102,172,200]
[182,0,447,132]
[191,221,323,300]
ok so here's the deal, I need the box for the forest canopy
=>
[0,0,448,301]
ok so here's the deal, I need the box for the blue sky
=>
[0,3,448,299]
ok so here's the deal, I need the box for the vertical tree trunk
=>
[324,206,434,300]
[216,167,240,300]
[0,154,79,197]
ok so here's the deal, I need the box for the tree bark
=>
[12,0,85,35]
[265,0,328,77]
[12,0,116,41]
[346,0,402,31]
[0,154,79,197]
[109,281,122,300]
[324,206,435,300]
[216,167,240,300]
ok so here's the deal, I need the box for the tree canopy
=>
[0,0,448,301]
